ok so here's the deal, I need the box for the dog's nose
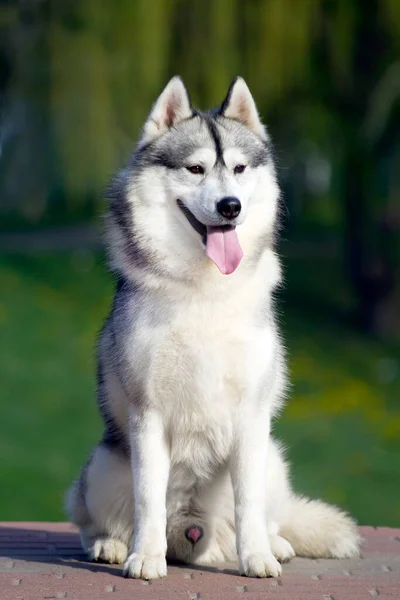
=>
[217,197,241,220]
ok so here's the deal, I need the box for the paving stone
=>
[0,523,399,599]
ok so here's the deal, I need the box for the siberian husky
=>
[67,76,361,579]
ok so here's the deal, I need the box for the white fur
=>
[124,407,169,579]
[67,77,361,580]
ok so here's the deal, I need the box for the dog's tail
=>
[279,495,362,558]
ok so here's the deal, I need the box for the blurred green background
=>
[0,0,399,526]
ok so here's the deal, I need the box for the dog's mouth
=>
[177,199,207,243]
[177,199,243,275]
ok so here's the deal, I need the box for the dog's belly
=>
[167,412,232,480]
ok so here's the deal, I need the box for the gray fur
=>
[133,113,270,176]
[66,76,361,579]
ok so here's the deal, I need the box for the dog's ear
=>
[220,77,267,141]
[141,76,192,145]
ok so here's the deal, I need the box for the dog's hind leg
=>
[66,443,133,564]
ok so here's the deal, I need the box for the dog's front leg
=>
[124,407,169,580]
[230,408,281,578]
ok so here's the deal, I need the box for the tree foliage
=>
[0,0,399,335]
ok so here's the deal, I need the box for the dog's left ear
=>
[220,77,267,141]
[141,76,192,145]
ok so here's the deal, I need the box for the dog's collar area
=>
[177,199,207,244]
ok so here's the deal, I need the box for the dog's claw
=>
[240,552,282,578]
[123,552,167,580]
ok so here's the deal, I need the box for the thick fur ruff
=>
[66,76,361,579]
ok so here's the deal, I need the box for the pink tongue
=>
[206,226,243,275]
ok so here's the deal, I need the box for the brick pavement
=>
[0,523,399,600]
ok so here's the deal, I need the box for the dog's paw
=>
[123,552,167,580]
[270,535,295,563]
[239,552,282,578]
[89,538,128,564]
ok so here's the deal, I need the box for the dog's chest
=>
[141,304,274,476]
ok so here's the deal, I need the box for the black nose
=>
[216,197,241,220]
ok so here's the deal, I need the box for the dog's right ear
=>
[140,76,192,145]
[220,77,267,141]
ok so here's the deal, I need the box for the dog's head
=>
[107,77,280,282]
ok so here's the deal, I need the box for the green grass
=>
[0,252,399,525]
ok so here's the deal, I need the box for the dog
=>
[66,76,361,580]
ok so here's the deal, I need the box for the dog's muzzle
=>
[177,199,207,243]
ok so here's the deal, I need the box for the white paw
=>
[89,538,128,564]
[240,552,282,578]
[123,552,167,580]
[270,535,295,563]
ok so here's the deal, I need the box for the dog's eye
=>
[187,165,204,175]
[234,165,246,174]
